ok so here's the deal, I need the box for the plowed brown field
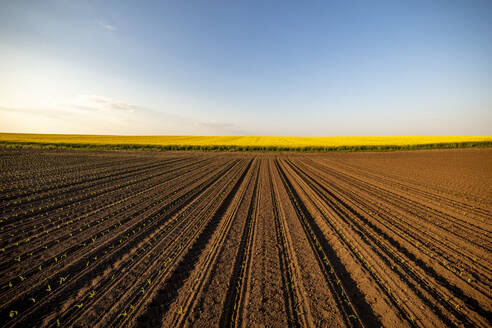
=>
[0,148,490,328]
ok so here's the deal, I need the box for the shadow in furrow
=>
[276,159,382,328]
[218,164,259,327]
[135,160,253,328]
[288,160,492,325]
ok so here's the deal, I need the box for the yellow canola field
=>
[0,133,491,149]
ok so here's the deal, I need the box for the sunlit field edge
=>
[1,133,491,152]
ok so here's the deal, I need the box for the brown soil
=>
[0,148,490,328]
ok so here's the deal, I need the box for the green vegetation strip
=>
[1,140,491,152]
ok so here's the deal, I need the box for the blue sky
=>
[0,0,490,135]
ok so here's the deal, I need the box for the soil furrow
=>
[1,148,490,328]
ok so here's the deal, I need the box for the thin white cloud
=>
[98,21,117,31]
[72,95,138,113]
[0,106,67,118]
